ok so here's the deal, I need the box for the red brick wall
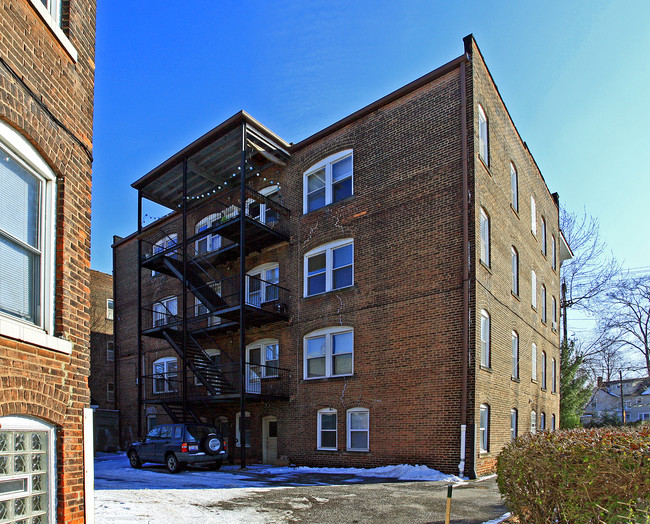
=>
[0,0,96,521]
[89,270,115,409]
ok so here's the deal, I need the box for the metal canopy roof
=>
[132,111,291,210]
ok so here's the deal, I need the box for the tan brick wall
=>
[0,0,96,520]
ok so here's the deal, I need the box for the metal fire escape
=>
[133,112,291,466]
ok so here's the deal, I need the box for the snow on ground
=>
[94,453,466,522]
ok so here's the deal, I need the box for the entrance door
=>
[262,416,278,464]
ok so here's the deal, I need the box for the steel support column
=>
[182,157,189,424]
[239,124,247,468]
[137,190,143,438]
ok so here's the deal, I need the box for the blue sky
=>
[92,0,650,282]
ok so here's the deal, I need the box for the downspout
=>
[459,56,471,478]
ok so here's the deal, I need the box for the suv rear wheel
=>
[201,434,222,455]
[166,453,184,474]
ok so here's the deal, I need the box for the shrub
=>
[496,426,650,523]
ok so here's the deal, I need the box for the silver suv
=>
[127,423,227,473]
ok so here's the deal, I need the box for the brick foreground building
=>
[0,0,96,521]
[113,35,570,477]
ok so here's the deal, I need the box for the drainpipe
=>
[459,56,471,478]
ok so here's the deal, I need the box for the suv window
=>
[160,426,173,439]
[173,426,183,439]
[186,425,218,441]
[146,426,161,439]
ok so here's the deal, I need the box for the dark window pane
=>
[307,357,325,378]
[333,266,352,289]
[350,431,367,449]
[333,244,352,268]
[333,177,352,202]
[321,431,336,448]
[308,189,326,212]
[308,274,326,295]
[333,354,352,375]
[321,413,336,430]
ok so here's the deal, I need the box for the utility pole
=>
[561,279,568,346]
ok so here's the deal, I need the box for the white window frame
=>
[27,0,77,62]
[511,246,519,295]
[303,326,354,380]
[247,185,280,225]
[480,208,490,266]
[479,404,489,452]
[541,284,547,323]
[304,238,354,297]
[235,411,251,448]
[480,310,490,368]
[541,216,547,256]
[0,121,71,355]
[512,331,519,379]
[303,150,353,213]
[106,340,115,362]
[152,234,177,277]
[532,343,537,381]
[510,162,518,211]
[478,104,489,165]
[346,408,369,452]
[511,409,518,440]
[0,416,56,524]
[194,293,221,327]
[246,338,280,383]
[541,351,547,390]
[531,270,537,309]
[531,196,537,235]
[153,296,177,327]
[247,263,280,306]
[551,234,557,270]
[530,410,537,433]
[194,213,222,254]
[317,408,337,451]
[152,356,178,394]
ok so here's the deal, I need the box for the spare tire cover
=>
[202,434,222,455]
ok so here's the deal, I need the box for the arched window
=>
[511,246,519,295]
[153,357,178,394]
[540,412,546,431]
[195,213,221,254]
[0,415,56,522]
[317,408,337,450]
[541,284,547,322]
[304,150,353,213]
[552,358,557,393]
[531,270,537,308]
[152,296,177,327]
[530,410,537,433]
[248,185,281,225]
[510,162,518,211]
[478,104,489,165]
[530,196,537,235]
[480,310,490,368]
[246,338,280,393]
[541,351,547,390]
[479,404,490,452]
[512,331,519,379]
[347,408,369,451]
[532,343,538,381]
[247,263,280,306]
[304,326,353,379]
[304,239,353,296]
[541,216,547,256]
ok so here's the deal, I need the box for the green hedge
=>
[496,426,650,523]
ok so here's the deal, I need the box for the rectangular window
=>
[304,151,353,213]
[541,285,547,323]
[106,341,115,362]
[552,297,557,331]
[480,311,490,368]
[531,270,537,309]
[552,358,557,393]
[531,411,537,433]
[480,209,490,266]
[551,235,557,270]
[347,409,369,451]
[512,332,519,379]
[106,299,114,320]
[510,163,518,211]
[153,297,177,327]
[511,409,518,440]
[317,410,337,450]
[38,0,61,26]
[541,352,547,390]
[304,240,353,297]
[478,105,489,165]
[107,382,115,403]
[532,343,537,381]
[541,217,547,256]
[531,196,537,235]
[304,328,353,379]
[511,247,519,295]
[479,405,489,452]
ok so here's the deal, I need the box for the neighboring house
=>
[89,269,119,451]
[582,377,650,425]
[0,1,96,522]
[113,35,570,477]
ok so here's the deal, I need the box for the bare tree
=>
[598,276,650,377]
[560,209,620,313]
[583,334,630,383]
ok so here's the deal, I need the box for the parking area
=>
[95,453,509,523]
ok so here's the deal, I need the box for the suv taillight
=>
[181,442,188,452]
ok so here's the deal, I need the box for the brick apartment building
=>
[0,0,96,522]
[113,35,570,477]
[89,269,119,452]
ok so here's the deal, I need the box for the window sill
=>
[316,448,338,452]
[479,261,492,273]
[480,365,492,373]
[511,291,520,301]
[511,377,520,383]
[478,155,490,174]
[303,374,355,382]
[345,448,369,453]
[303,194,355,216]
[0,315,72,355]
[27,0,78,62]
[510,204,519,218]
[531,379,538,384]
[303,285,355,300]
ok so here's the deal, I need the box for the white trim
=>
[531,270,537,308]
[27,0,78,62]
[477,104,488,165]
[304,238,354,297]
[83,407,95,524]
[195,213,222,254]
[304,326,354,380]
[317,408,337,451]
[246,262,280,306]
[531,343,537,381]
[480,208,490,266]
[246,338,280,385]
[346,407,369,452]
[530,196,537,236]
[152,356,177,394]
[303,150,353,213]
[480,310,490,368]
[510,162,518,211]
[479,404,489,452]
